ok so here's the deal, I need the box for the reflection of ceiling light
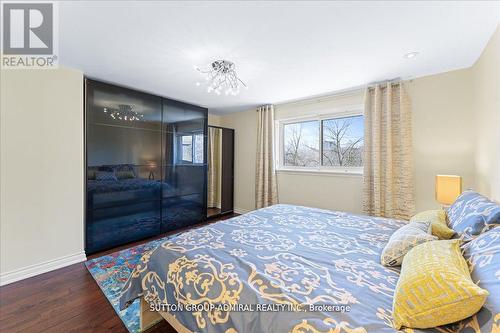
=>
[195,60,247,96]
[103,104,144,121]
[404,52,419,59]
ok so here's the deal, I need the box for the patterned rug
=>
[85,238,165,333]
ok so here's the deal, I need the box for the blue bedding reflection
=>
[87,178,163,194]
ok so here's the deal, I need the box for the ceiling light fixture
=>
[404,51,419,59]
[103,104,144,121]
[195,60,247,96]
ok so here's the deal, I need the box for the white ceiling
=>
[58,1,500,114]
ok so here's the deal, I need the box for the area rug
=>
[85,238,165,333]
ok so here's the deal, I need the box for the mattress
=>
[119,204,498,333]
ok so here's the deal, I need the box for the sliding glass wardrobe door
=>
[86,79,208,254]
[161,99,207,233]
[86,80,162,253]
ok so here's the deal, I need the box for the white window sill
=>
[276,168,363,177]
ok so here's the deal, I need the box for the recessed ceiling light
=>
[404,52,419,59]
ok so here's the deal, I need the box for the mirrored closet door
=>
[85,79,208,254]
[207,126,234,218]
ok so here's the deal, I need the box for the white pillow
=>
[381,221,437,267]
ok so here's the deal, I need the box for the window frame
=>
[275,107,364,175]
[177,132,205,165]
[180,135,194,163]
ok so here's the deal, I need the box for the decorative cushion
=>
[116,170,135,179]
[410,210,455,239]
[102,164,135,172]
[393,239,489,329]
[381,221,437,266]
[461,227,500,330]
[115,164,135,173]
[87,169,97,180]
[98,165,114,172]
[447,190,500,237]
[95,171,118,181]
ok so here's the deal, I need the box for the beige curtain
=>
[207,127,222,208]
[363,82,415,220]
[255,105,278,209]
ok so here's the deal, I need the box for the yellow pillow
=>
[393,240,488,329]
[410,210,455,239]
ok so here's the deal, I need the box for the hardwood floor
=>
[0,213,238,333]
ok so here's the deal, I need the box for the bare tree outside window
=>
[283,121,320,167]
[280,114,364,170]
[322,115,364,167]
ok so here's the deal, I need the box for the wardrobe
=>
[85,79,207,254]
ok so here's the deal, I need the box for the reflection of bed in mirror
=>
[86,164,206,253]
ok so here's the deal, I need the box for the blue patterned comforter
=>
[119,204,498,333]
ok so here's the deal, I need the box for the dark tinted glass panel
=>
[162,99,206,135]
[86,80,163,253]
[162,99,206,165]
[86,200,161,253]
[87,166,162,209]
[161,163,206,232]
[162,165,207,198]
[163,131,175,165]
[87,80,162,131]
[86,80,207,254]
[87,125,161,166]
[161,195,205,233]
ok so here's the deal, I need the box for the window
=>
[322,115,363,168]
[283,120,320,167]
[179,133,204,164]
[277,112,364,173]
[181,135,193,162]
[193,134,204,163]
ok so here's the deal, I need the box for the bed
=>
[118,204,498,333]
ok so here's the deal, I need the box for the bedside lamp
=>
[146,161,157,180]
[435,175,462,206]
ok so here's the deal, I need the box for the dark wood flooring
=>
[0,213,238,333]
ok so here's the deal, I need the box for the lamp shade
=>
[435,175,462,205]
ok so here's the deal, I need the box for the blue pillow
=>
[95,171,118,181]
[447,190,500,237]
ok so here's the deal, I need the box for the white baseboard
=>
[0,251,87,286]
[234,207,252,215]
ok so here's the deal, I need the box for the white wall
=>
[0,68,85,285]
[208,113,223,126]
[407,69,476,211]
[472,26,500,201]
[219,66,488,214]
